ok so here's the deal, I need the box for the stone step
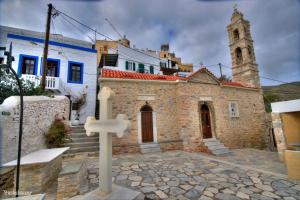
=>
[66,146,99,154]
[140,147,161,154]
[63,141,99,148]
[70,126,85,133]
[206,144,226,151]
[69,137,99,143]
[203,140,221,146]
[70,133,97,139]
[212,148,232,156]
[203,138,231,156]
[140,143,161,148]
[140,143,161,154]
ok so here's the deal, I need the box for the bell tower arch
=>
[227,8,260,88]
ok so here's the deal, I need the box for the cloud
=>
[0,0,299,85]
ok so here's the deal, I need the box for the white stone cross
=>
[84,87,130,196]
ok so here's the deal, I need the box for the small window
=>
[233,29,239,41]
[235,47,243,65]
[0,57,4,64]
[68,61,83,84]
[125,61,136,71]
[229,102,239,118]
[19,55,38,75]
[149,66,154,74]
[138,63,145,73]
[160,62,166,68]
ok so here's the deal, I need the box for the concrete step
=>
[70,126,85,133]
[140,143,161,154]
[212,148,232,156]
[203,139,221,145]
[70,132,96,139]
[66,146,99,154]
[203,138,231,156]
[206,143,226,151]
[69,137,99,143]
[63,141,99,148]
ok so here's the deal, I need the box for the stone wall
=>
[176,82,267,150]
[0,96,69,164]
[100,78,268,152]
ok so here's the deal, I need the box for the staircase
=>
[139,143,161,154]
[64,125,99,154]
[203,138,231,156]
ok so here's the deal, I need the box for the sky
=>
[0,0,299,86]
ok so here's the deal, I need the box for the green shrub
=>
[0,68,51,104]
[45,118,70,148]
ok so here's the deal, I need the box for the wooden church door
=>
[201,104,212,139]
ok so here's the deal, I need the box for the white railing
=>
[21,74,60,90]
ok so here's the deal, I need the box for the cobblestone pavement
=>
[87,151,300,200]
[208,148,287,175]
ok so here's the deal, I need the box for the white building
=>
[0,26,97,124]
[99,43,176,75]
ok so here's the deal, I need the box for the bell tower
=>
[227,8,260,88]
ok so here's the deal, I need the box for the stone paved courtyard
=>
[83,150,300,200]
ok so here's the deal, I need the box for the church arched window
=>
[248,46,252,59]
[233,29,240,41]
[235,47,243,65]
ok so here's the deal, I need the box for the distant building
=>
[95,38,193,76]
[159,43,193,74]
[0,26,97,124]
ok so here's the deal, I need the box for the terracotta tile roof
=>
[100,68,185,81]
[221,81,245,87]
[100,68,250,88]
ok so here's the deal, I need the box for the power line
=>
[54,7,115,41]
[54,7,168,62]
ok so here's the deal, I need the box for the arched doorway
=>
[201,104,212,139]
[140,104,153,143]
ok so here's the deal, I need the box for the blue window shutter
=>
[125,61,129,70]
[133,63,136,71]
[150,66,154,74]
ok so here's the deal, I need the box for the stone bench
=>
[56,157,88,200]
[2,147,69,194]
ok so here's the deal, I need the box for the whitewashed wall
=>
[1,26,97,124]
[0,96,69,164]
[105,44,162,74]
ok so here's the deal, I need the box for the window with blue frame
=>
[18,54,38,75]
[68,61,83,84]
[40,58,60,77]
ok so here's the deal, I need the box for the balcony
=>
[21,74,60,90]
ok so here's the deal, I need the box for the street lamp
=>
[0,43,24,197]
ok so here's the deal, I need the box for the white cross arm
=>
[84,114,130,138]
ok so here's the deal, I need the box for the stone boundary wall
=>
[0,168,14,197]
[0,96,69,164]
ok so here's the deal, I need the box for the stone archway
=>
[199,101,216,139]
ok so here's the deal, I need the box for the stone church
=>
[99,9,268,154]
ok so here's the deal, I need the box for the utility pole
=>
[218,63,223,79]
[41,3,53,92]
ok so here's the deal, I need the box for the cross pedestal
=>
[82,87,142,200]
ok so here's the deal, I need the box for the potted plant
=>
[71,93,86,126]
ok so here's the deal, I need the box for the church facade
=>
[98,9,268,154]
